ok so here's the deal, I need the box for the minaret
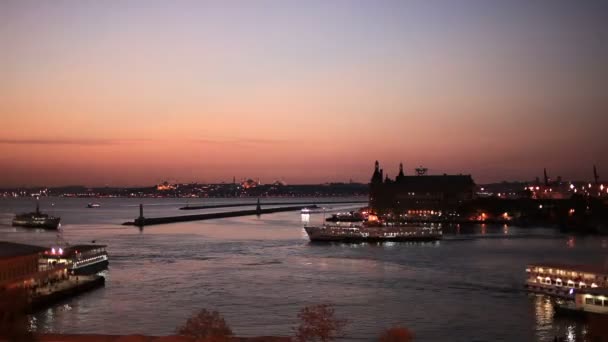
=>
[594,165,600,184]
[396,162,405,182]
[543,168,549,186]
[36,196,40,214]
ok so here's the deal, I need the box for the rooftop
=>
[0,241,47,259]
[579,288,608,296]
[528,262,608,275]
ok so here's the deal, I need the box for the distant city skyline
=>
[2,1,607,187]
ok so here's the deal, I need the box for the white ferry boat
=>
[525,263,608,298]
[44,244,109,275]
[304,224,442,242]
[554,288,608,317]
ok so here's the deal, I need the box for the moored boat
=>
[87,203,101,208]
[554,288,608,317]
[524,263,608,298]
[44,244,109,275]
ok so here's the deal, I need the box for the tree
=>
[0,288,37,342]
[294,304,347,342]
[176,309,233,342]
[378,326,414,342]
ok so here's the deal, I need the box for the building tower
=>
[396,162,405,182]
[371,160,383,184]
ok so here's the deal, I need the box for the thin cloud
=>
[189,138,289,146]
[0,138,151,146]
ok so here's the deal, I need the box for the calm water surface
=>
[1,197,607,342]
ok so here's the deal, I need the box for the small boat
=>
[87,203,101,208]
[12,198,61,230]
[301,205,324,214]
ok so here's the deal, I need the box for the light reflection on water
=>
[0,197,606,341]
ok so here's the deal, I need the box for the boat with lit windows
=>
[324,211,365,222]
[301,205,322,214]
[12,199,60,230]
[553,288,608,317]
[524,263,608,299]
[304,221,442,243]
[44,244,109,275]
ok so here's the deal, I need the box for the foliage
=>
[294,304,347,342]
[176,309,233,341]
[378,326,414,342]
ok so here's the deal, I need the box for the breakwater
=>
[123,205,311,226]
[180,200,367,210]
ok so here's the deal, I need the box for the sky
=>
[1,0,607,187]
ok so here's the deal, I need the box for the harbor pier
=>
[123,204,320,226]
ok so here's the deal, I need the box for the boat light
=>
[59,248,63,255]
[51,248,56,254]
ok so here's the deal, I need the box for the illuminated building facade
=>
[0,241,67,291]
[369,161,475,216]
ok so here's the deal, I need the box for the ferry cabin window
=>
[594,298,603,306]
[586,297,594,305]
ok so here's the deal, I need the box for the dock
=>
[179,200,367,210]
[29,275,105,312]
[123,204,316,226]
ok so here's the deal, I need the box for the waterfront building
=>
[0,241,67,291]
[525,263,608,298]
[369,161,475,217]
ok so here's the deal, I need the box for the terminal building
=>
[369,161,475,218]
[0,241,67,291]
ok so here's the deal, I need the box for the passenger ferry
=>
[44,244,109,275]
[12,199,60,230]
[554,288,608,317]
[304,223,442,242]
[525,263,608,298]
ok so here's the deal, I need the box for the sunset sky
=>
[1,0,607,187]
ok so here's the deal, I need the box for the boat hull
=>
[71,260,109,275]
[305,225,442,243]
[12,218,61,230]
[308,235,441,243]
